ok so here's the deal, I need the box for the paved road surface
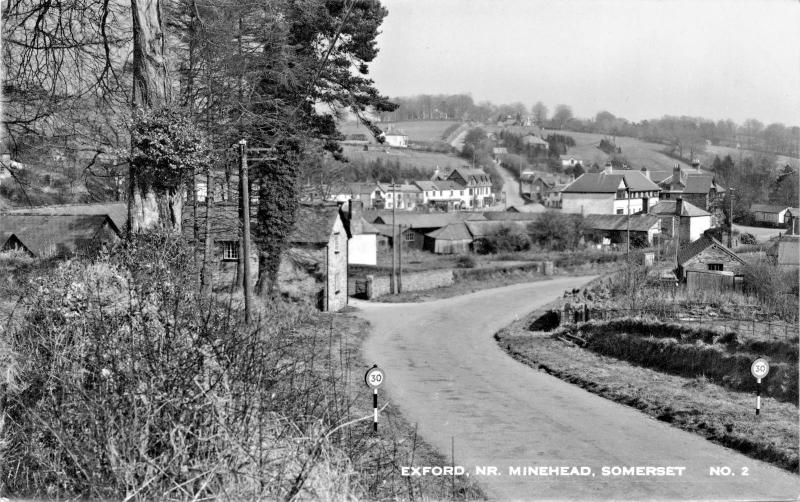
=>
[355,278,800,501]
[494,163,528,209]
[733,224,783,243]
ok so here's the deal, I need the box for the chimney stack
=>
[349,199,363,234]
[672,164,681,184]
[676,197,684,217]
[640,166,650,180]
[604,162,613,174]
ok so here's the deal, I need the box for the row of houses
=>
[327,166,496,211]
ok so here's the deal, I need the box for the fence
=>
[556,304,799,342]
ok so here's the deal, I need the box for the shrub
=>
[455,254,476,268]
[739,232,757,245]
[0,230,359,500]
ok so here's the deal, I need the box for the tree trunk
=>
[168,189,184,232]
[129,0,170,232]
[201,170,215,297]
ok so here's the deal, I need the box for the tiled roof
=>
[659,173,724,194]
[449,167,492,185]
[4,202,128,231]
[425,222,473,241]
[651,200,710,217]
[289,204,343,244]
[677,234,745,266]
[0,214,120,257]
[582,213,661,232]
[563,171,659,193]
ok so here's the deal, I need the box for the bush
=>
[739,232,757,245]
[455,254,476,268]
[0,230,359,500]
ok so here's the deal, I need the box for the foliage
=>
[738,232,757,245]
[129,106,213,193]
[742,259,799,321]
[527,213,584,251]
[455,254,476,268]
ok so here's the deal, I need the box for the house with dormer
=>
[657,165,725,212]
[433,167,494,209]
[560,166,660,215]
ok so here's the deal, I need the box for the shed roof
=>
[373,211,484,229]
[750,204,791,214]
[425,222,472,241]
[0,214,119,257]
[677,234,746,266]
[505,203,547,213]
[3,202,128,231]
[582,213,661,232]
[483,211,545,221]
[465,220,531,238]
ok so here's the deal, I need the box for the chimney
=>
[604,162,613,174]
[676,197,683,217]
[691,159,701,171]
[349,199,363,234]
[640,166,650,180]
[672,164,681,184]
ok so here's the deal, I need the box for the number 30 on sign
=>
[365,366,385,388]
[751,358,770,379]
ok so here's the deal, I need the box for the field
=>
[542,129,693,172]
[702,144,799,169]
[341,144,465,172]
[338,119,462,143]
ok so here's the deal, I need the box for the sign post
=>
[750,358,770,416]
[365,365,385,432]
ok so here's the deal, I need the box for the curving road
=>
[354,278,800,501]
[494,162,528,209]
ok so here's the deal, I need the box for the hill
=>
[338,120,462,143]
[340,145,465,173]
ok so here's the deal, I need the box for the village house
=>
[340,200,379,266]
[544,183,568,209]
[381,131,408,148]
[519,170,573,202]
[581,213,661,247]
[433,167,494,209]
[0,213,121,258]
[520,135,549,150]
[327,182,379,208]
[414,179,469,210]
[183,202,349,312]
[371,211,485,250]
[657,165,725,213]
[560,155,582,169]
[750,204,799,227]
[373,182,422,210]
[651,198,712,243]
[560,166,660,215]
[676,234,747,280]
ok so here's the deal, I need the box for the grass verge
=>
[494,309,799,473]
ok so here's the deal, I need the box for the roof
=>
[582,213,661,232]
[559,154,581,160]
[750,204,792,214]
[373,211,485,229]
[448,167,492,186]
[506,204,547,213]
[492,147,508,155]
[0,214,120,257]
[483,211,545,221]
[677,234,746,266]
[3,202,128,231]
[659,172,724,194]
[651,200,710,217]
[414,180,438,191]
[425,222,472,241]
[377,183,421,193]
[359,218,379,234]
[465,220,531,238]
[643,169,674,184]
[520,171,571,186]
[289,204,344,244]
[563,171,660,193]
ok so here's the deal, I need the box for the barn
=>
[424,222,472,254]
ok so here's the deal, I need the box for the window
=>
[460,190,464,196]
[616,190,626,199]
[333,232,340,253]
[469,188,473,195]
[708,263,723,271]
[616,209,624,215]
[222,241,239,261]
[404,231,415,242]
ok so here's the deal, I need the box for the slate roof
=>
[582,213,661,232]
[377,183,421,193]
[3,202,128,231]
[644,169,674,184]
[465,220,531,238]
[659,172,724,194]
[483,211,545,221]
[520,171,571,186]
[563,171,660,193]
[750,204,792,214]
[677,234,746,266]
[289,204,344,244]
[0,214,120,257]
[373,211,485,229]
[425,222,472,241]
[651,200,710,217]
[414,180,438,191]
[448,167,492,186]
[432,180,466,191]
[506,204,547,213]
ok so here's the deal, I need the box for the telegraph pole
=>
[391,178,397,294]
[238,140,252,323]
[626,187,631,259]
[728,187,736,248]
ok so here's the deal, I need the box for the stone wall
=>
[358,269,455,299]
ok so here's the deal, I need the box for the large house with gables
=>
[560,166,660,215]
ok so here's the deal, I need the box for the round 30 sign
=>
[365,366,385,388]
[751,358,770,380]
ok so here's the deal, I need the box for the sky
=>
[368,0,800,126]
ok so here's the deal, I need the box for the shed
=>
[0,213,121,258]
[676,234,747,280]
[424,222,472,254]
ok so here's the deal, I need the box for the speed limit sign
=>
[365,365,385,388]
[751,358,770,379]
